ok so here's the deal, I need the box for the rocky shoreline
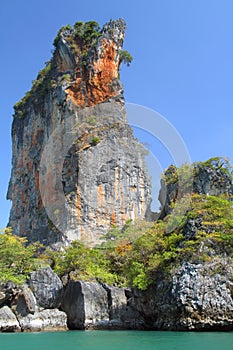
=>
[1,260,233,333]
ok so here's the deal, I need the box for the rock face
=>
[127,259,233,330]
[7,19,151,247]
[11,286,38,316]
[61,280,109,329]
[61,280,141,330]
[159,160,233,218]
[29,267,63,309]
[60,264,233,331]
[170,261,233,330]
[16,309,67,332]
[1,262,233,332]
[0,282,20,307]
[0,269,67,333]
[0,306,21,332]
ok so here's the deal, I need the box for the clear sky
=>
[1,0,233,228]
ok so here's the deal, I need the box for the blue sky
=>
[1,0,233,228]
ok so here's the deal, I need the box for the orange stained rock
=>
[97,184,105,207]
[110,212,117,226]
[120,212,126,225]
[75,186,82,224]
[66,39,119,107]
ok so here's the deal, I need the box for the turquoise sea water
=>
[1,331,233,350]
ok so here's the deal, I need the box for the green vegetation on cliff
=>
[0,228,41,284]
[2,158,233,290]
[14,61,53,118]
[14,19,132,119]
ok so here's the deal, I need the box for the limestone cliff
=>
[7,19,151,247]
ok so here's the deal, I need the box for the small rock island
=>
[1,19,233,332]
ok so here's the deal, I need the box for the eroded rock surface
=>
[0,269,67,333]
[127,259,233,330]
[0,306,21,332]
[7,19,151,247]
[29,267,63,309]
[61,280,109,329]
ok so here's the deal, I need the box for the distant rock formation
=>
[159,157,233,218]
[7,19,151,247]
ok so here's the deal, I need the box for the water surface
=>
[1,330,233,350]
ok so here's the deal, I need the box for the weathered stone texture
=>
[61,280,109,329]
[126,259,233,330]
[0,282,20,307]
[159,163,233,218]
[7,19,151,247]
[29,267,64,309]
[17,309,67,332]
[0,306,21,332]
[0,269,67,333]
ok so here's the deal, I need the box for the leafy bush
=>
[119,50,133,67]
[44,241,117,285]
[53,24,72,47]
[101,191,233,290]
[194,157,233,178]
[86,116,97,125]
[0,228,41,284]
[90,136,101,146]
[14,61,53,118]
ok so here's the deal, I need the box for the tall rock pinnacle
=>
[7,19,151,247]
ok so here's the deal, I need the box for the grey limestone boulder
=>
[0,282,20,307]
[0,306,21,332]
[103,284,128,320]
[11,286,38,317]
[29,266,63,309]
[102,284,133,328]
[9,283,67,332]
[61,280,109,329]
[17,309,67,332]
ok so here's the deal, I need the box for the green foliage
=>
[2,159,233,292]
[101,220,152,249]
[90,136,101,146]
[163,158,233,189]
[81,50,88,66]
[73,21,101,44]
[44,241,117,285]
[86,116,97,125]
[82,21,101,44]
[166,194,192,232]
[61,74,71,83]
[162,165,178,185]
[162,163,193,187]
[14,61,53,118]
[2,189,233,290]
[0,228,41,284]
[53,24,72,47]
[119,50,133,67]
[74,21,85,31]
[194,157,233,178]
[54,21,101,68]
[101,190,233,290]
